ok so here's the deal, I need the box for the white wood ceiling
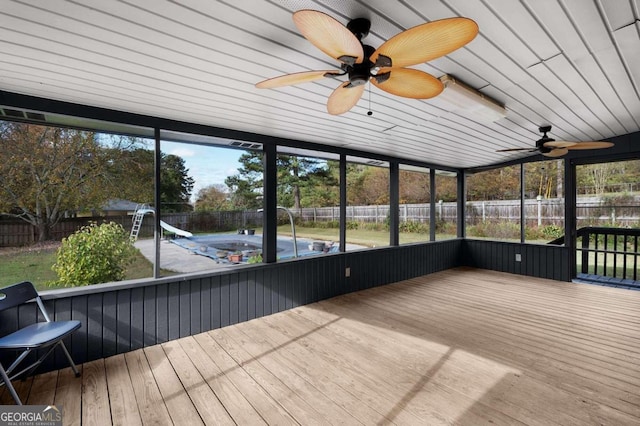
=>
[0,0,639,168]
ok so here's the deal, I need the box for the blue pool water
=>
[170,233,337,262]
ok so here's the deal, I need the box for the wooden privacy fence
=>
[0,211,264,247]
[298,197,639,227]
[1,196,638,247]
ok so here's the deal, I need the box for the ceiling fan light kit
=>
[438,75,506,122]
[256,10,479,115]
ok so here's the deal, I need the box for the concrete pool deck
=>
[135,238,232,273]
[134,236,365,274]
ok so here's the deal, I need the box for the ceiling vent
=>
[229,140,262,150]
[366,160,384,166]
[1,108,46,122]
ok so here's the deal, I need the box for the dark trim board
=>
[0,240,463,373]
[461,239,570,282]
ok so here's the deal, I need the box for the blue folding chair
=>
[0,281,81,405]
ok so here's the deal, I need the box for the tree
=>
[160,154,194,212]
[195,184,230,211]
[0,122,113,241]
[467,166,520,201]
[399,170,430,204]
[106,145,195,211]
[276,154,334,209]
[105,142,154,203]
[347,164,389,205]
[300,160,340,207]
[225,151,263,210]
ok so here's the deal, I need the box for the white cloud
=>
[169,147,196,157]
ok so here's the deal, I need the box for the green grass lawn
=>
[276,225,457,247]
[1,246,158,291]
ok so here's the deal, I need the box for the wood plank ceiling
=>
[0,0,639,168]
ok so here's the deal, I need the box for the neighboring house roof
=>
[101,199,142,212]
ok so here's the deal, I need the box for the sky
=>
[161,141,243,202]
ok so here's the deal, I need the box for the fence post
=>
[537,195,542,226]
[611,207,616,225]
[482,201,486,223]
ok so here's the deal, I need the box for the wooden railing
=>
[576,227,639,282]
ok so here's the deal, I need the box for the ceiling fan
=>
[255,10,478,115]
[497,126,614,158]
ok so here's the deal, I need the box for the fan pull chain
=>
[367,82,373,116]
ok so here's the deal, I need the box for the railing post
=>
[581,230,589,274]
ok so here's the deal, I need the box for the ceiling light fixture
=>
[437,75,506,122]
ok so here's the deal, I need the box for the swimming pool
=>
[170,233,337,262]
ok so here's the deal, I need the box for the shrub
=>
[346,221,360,230]
[541,224,564,239]
[399,221,429,234]
[51,222,137,287]
[467,221,520,240]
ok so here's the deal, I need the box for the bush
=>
[400,221,429,234]
[467,221,520,240]
[51,222,137,287]
[541,224,564,239]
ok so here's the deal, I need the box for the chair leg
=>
[0,363,22,405]
[58,341,80,377]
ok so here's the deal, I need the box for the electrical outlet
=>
[515,253,522,262]
[345,267,351,277]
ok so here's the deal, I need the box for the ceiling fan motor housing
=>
[536,125,554,153]
[345,44,376,86]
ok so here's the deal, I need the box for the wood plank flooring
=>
[1,267,639,425]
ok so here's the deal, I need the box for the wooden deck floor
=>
[2,267,640,425]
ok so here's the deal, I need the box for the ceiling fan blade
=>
[255,70,341,89]
[496,148,534,152]
[370,17,478,68]
[371,68,443,99]
[327,82,365,115]
[542,148,569,158]
[293,10,364,65]
[566,141,614,150]
[543,140,577,148]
